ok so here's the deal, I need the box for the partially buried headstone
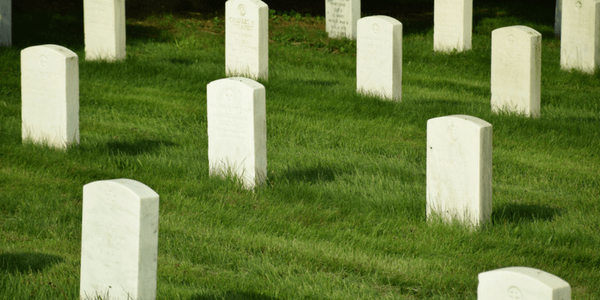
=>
[326,0,361,39]
[225,0,268,80]
[357,16,402,101]
[21,45,79,149]
[207,77,267,189]
[0,0,11,46]
[560,0,600,73]
[84,0,126,61]
[80,179,159,300]
[491,26,541,118]
[433,0,472,52]
[478,267,571,300]
[426,115,492,227]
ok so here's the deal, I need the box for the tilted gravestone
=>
[84,0,126,61]
[80,179,159,300]
[478,267,571,300]
[491,26,542,118]
[21,45,79,149]
[0,0,11,46]
[560,0,600,73]
[357,16,402,101]
[225,0,268,80]
[326,0,361,39]
[433,0,472,52]
[207,77,267,189]
[426,115,492,227]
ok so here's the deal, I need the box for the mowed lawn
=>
[1,3,599,300]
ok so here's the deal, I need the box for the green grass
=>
[1,4,600,300]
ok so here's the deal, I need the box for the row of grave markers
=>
[2,0,598,73]
[81,178,571,299]
[324,0,600,74]
[18,22,540,151]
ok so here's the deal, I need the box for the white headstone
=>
[357,16,402,101]
[21,45,79,149]
[478,267,571,300]
[207,77,267,189]
[0,0,11,46]
[491,26,542,118]
[326,0,361,39]
[426,115,492,226]
[225,0,268,80]
[560,0,600,73]
[84,0,126,61]
[80,179,159,300]
[433,0,473,52]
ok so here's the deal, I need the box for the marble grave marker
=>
[426,115,492,227]
[207,77,267,189]
[560,0,600,73]
[80,179,159,300]
[434,0,473,52]
[491,26,542,118]
[84,0,126,61]
[326,0,361,39]
[21,45,79,149]
[225,0,268,80]
[478,267,571,300]
[357,16,402,101]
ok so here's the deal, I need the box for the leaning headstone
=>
[225,0,268,80]
[80,179,159,300]
[21,45,79,149]
[207,77,267,189]
[478,267,571,300]
[491,26,542,118]
[426,115,492,227]
[555,0,562,37]
[84,0,126,61]
[560,0,600,73]
[433,0,473,52]
[326,0,361,39]
[0,0,11,46]
[357,16,402,101]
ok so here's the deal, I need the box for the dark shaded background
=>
[13,0,552,25]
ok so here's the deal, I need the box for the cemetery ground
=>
[1,4,599,300]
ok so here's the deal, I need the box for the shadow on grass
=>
[492,203,561,224]
[0,252,63,274]
[106,139,176,156]
[191,291,279,300]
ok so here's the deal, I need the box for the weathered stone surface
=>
[207,77,267,189]
[84,0,126,61]
[491,26,541,117]
[478,267,571,300]
[426,115,492,226]
[80,179,159,300]
[326,0,361,39]
[357,16,402,101]
[225,0,268,80]
[21,45,79,149]
[560,0,600,73]
[434,0,472,52]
